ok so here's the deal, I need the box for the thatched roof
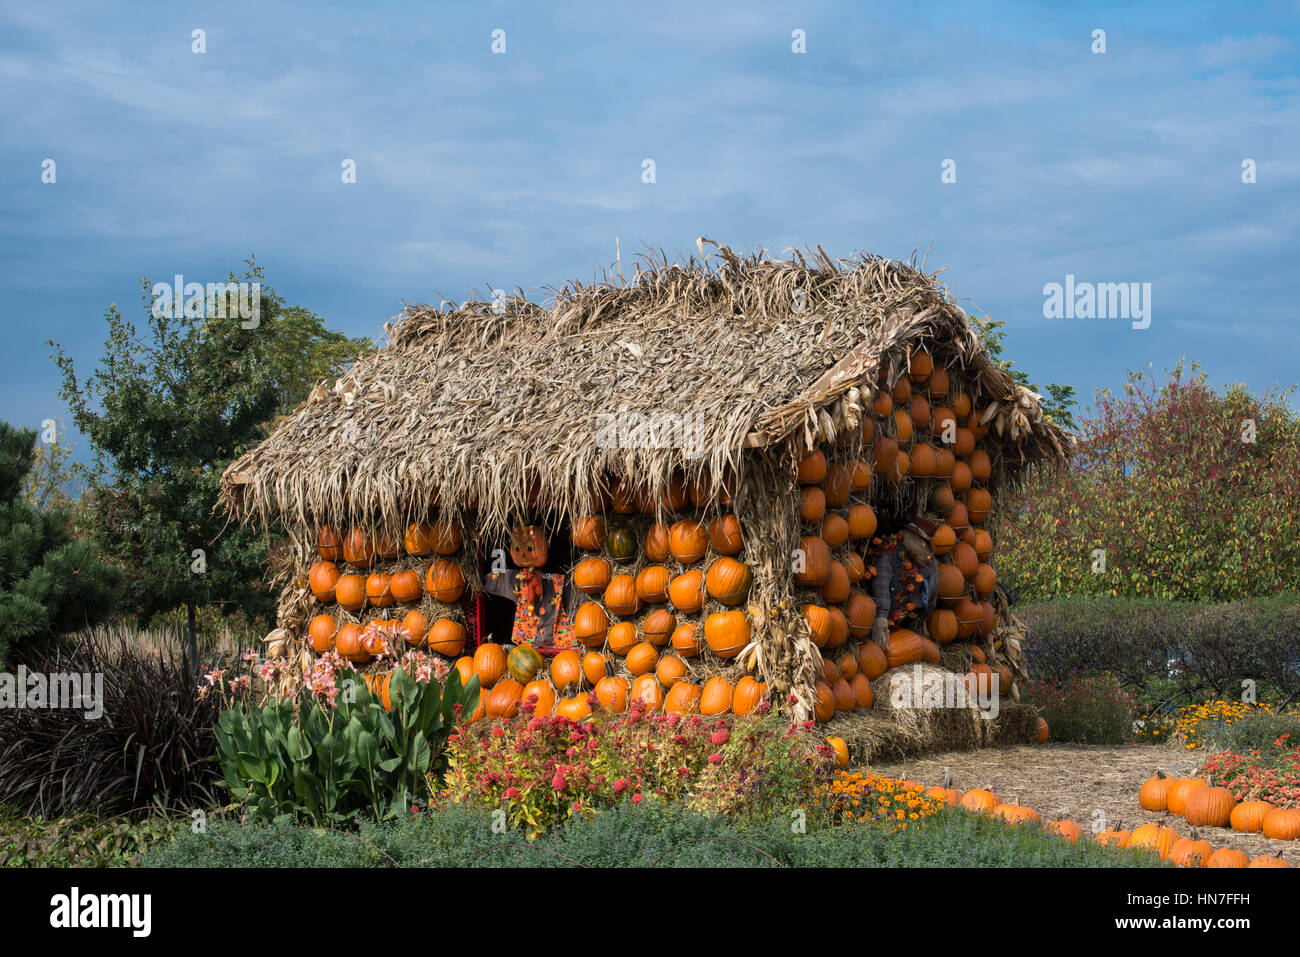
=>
[220,240,1069,538]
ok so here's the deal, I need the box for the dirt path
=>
[867,743,1289,860]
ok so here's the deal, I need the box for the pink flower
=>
[613,778,628,795]
[710,729,730,745]
[492,726,505,738]
[632,793,643,804]
[552,773,567,790]
[505,787,520,799]
[708,753,722,764]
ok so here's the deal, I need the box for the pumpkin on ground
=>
[1230,800,1273,833]
[1262,807,1300,840]
[1184,786,1236,828]
[1138,772,1173,812]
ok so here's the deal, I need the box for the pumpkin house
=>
[220,241,1070,760]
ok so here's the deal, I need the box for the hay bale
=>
[817,663,1040,765]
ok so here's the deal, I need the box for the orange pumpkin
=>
[365,573,394,608]
[846,504,877,540]
[926,608,958,643]
[699,676,733,715]
[704,610,751,658]
[607,621,639,656]
[555,695,593,721]
[642,608,676,647]
[797,450,828,484]
[425,560,466,602]
[1185,787,1237,828]
[851,673,874,709]
[820,513,849,550]
[472,642,507,688]
[635,565,671,604]
[317,525,344,561]
[342,528,375,567]
[630,673,664,712]
[706,557,752,606]
[668,520,709,563]
[802,604,832,647]
[603,575,641,617]
[886,628,940,668]
[551,649,583,692]
[844,592,877,639]
[663,680,702,715]
[965,487,992,525]
[1167,778,1208,816]
[1169,837,1214,868]
[644,523,670,563]
[709,514,744,555]
[452,655,475,688]
[335,623,369,663]
[428,518,463,555]
[1262,807,1300,840]
[308,614,337,653]
[573,602,611,647]
[402,610,429,646]
[668,569,704,613]
[857,641,887,680]
[799,486,827,524]
[655,654,688,688]
[1230,800,1273,833]
[595,675,629,713]
[823,464,852,508]
[732,676,766,716]
[812,682,835,722]
[832,677,856,712]
[670,623,701,658]
[1206,848,1250,869]
[389,569,424,603]
[309,561,341,602]
[582,651,610,686]
[572,557,613,595]
[522,680,556,716]
[960,789,999,814]
[793,536,832,586]
[427,619,467,657]
[571,515,606,551]
[404,522,434,556]
[487,678,524,719]
[820,561,850,603]
[625,642,660,677]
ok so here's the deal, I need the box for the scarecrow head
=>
[899,512,939,564]
[510,524,549,568]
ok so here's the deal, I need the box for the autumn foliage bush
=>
[999,363,1300,602]
[1020,672,1136,744]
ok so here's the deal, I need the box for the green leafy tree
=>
[968,313,1078,431]
[0,422,122,666]
[52,260,371,669]
[999,361,1300,601]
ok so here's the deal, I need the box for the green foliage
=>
[144,801,1165,868]
[215,667,478,825]
[0,809,184,868]
[51,259,372,635]
[1000,362,1300,602]
[0,422,121,666]
[0,638,223,818]
[1017,595,1300,707]
[1021,672,1136,744]
[967,313,1078,431]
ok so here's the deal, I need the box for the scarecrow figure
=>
[481,524,578,649]
[866,515,939,648]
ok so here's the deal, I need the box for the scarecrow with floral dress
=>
[481,524,578,649]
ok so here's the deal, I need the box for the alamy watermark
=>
[1042,274,1150,330]
[595,407,709,460]
[151,274,260,328]
[0,666,104,719]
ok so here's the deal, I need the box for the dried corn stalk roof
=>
[220,239,1070,537]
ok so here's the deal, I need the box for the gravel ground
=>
[867,742,1290,859]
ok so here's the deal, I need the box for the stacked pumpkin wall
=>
[557,473,771,719]
[796,346,1016,729]
[298,516,475,669]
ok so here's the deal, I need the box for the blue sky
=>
[3,1,1297,455]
